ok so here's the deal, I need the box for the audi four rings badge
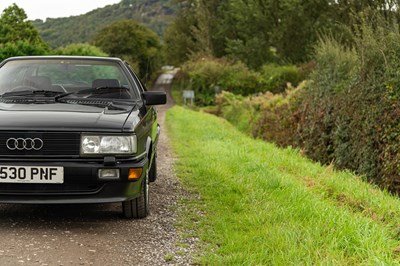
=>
[6,138,44,151]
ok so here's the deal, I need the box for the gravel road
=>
[0,72,195,265]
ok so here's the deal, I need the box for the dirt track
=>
[0,72,194,265]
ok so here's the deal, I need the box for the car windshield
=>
[0,58,137,101]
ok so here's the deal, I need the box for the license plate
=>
[0,166,64,184]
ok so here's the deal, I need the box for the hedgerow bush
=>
[297,37,362,170]
[297,19,400,190]
[179,57,262,105]
[260,64,304,94]
[176,15,400,192]
[178,57,303,106]
[214,18,400,193]
[215,91,257,134]
[252,82,306,147]
[215,82,306,146]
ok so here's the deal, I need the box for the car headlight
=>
[81,135,137,155]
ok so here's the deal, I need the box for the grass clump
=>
[166,106,400,265]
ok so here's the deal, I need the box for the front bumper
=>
[0,157,148,204]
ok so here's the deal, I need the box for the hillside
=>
[32,0,175,48]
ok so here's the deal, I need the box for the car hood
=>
[0,102,140,132]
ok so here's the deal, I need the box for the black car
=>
[0,56,166,219]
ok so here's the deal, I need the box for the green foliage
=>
[214,91,255,134]
[298,37,362,168]
[221,0,280,67]
[260,64,304,94]
[212,20,400,192]
[0,41,48,61]
[296,17,400,191]
[32,0,175,48]
[163,11,197,66]
[253,83,306,147]
[167,106,400,265]
[215,83,306,147]
[93,20,161,80]
[179,57,262,106]
[214,15,400,192]
[176,57,305,106]
[0,4,45,45]
[165,0,400,68]
[0,4,49,61]
[54,43,107,56]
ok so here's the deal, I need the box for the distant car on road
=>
[0,56,166,219]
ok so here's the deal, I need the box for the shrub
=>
[215,91,257,134]
[297,37,361,168]
[253,82,306,147]
[0,41,49,61]
[180,57,262,106]
[260,64,304,94]
[54,43,107,56]
[215,82,307,145]
[296,20,400,191]
[214,19,400,193]
[178,57,308,106]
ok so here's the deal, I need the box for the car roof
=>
[1,55,124,64]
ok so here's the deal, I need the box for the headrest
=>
[92,79,120,88]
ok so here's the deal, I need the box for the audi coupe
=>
[0,56,166,219]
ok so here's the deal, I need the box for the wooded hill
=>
[32,0,175,48]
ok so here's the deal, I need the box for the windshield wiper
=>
[94,86,130,90]
[77,86,130,95]
[1,90,69,98]
[54,92,75,100]
[56,98,134,111]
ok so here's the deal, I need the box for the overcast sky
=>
[0,0,121,21]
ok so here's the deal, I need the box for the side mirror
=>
[142,91,167,105]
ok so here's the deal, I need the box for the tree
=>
[165,0,400,68]
[0,4,47,46]
[164,0,228,65]
[0,41,48,61]
[0,4,49,60]
[93,20,161,80]
[221,0,277,68]
[163,1,198,65]
[55,43,108,56]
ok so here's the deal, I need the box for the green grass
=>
[171,88,183,105]
[166,106,400,265]
[170,81,184,106]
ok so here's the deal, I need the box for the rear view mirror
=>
[142,91,167,105]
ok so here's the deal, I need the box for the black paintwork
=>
[0,56,166,204]
[0,102,134,131]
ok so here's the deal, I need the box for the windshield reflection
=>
[0,59,135,101]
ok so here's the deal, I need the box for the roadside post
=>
[183,90,195,105]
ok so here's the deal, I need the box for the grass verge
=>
[166,106,400,265]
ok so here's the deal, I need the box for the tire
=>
[148,154,157,183]
[122,171,149,219]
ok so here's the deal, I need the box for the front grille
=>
[0,132,80,157]
[0,183,102,195]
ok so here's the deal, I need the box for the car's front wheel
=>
[122,172,149,219]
